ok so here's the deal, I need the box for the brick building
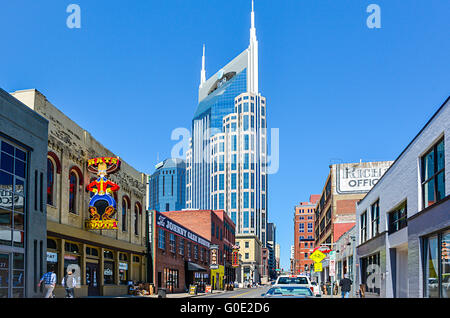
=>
[148,210,211,293]
[160,209,236,289]
[314,161,393,282]
[293,195,320,275]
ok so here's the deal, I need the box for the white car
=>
[274,275,316,295]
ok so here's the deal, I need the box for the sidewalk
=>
[117,288,241,299]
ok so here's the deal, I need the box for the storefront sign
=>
[85,157,121,230]
[119,262,128,270]
[336,162,392,194]
[85,219,118,230]
[47,252,58,263]
[210,245,219,269]
[232,246,240,268]
[155,211,210,249]
[189,285,197,295]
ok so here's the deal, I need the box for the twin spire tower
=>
[199,0,259,94]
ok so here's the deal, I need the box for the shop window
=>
[164,268,179,291]
[0,140,26,248]
[47,239,57,250]
[119,253,128,261]
[423,230,450,298]
[119,260,128,285]
[65,242,79,254]
[104,261,115,285]
[63,254,80,283]
[104,250,114,260]
[133,256,140,263]
[361,253,380,295]
[86,247,99,257]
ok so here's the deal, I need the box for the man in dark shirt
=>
[339,274,352,298]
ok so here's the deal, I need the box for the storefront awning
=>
[187,262,207,272]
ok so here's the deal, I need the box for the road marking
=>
[230,290,254,298]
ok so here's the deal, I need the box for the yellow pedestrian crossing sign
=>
[314,262,323,272]
[309,249,326,263]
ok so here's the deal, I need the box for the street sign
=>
[329,251,336,277]
[309,249,326,263]
[314,262,323,272]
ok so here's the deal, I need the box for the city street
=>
[196,286,271,299]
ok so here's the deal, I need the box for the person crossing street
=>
[62,269,77,298]
[38,266,57,298]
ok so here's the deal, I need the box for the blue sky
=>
[1,0,449,271]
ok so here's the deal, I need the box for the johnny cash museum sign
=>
[336,161,392,194]
[155,212,210,249]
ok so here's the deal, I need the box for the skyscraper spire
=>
[248,0,258,94]
[200,44,206,88]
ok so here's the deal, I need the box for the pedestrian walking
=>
[339,274,352,298]
[38,266,57,298]
[62,269,77,298]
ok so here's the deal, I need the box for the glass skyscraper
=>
[148,158,186,212]
[186,2,268,246]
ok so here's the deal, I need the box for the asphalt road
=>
[196,285,272,299]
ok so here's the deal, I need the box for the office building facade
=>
[148,158,186,212]
[186,2,268,248]
[0,88,48,298]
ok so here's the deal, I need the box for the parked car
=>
[261,285,316,298]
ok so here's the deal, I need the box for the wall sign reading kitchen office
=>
[155,212,210,249]
[336,161,392,194]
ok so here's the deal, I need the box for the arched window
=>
[134,203,141,236]
[47,158,55,205]
[122,197,128,232]
[69,171,78,213]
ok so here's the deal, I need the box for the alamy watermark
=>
[170,127,279,174]
[366,4,381,29]
[66,4,81,29]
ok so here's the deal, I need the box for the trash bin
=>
[158,288,166,298]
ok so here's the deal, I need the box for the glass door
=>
[86,262,100,296]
